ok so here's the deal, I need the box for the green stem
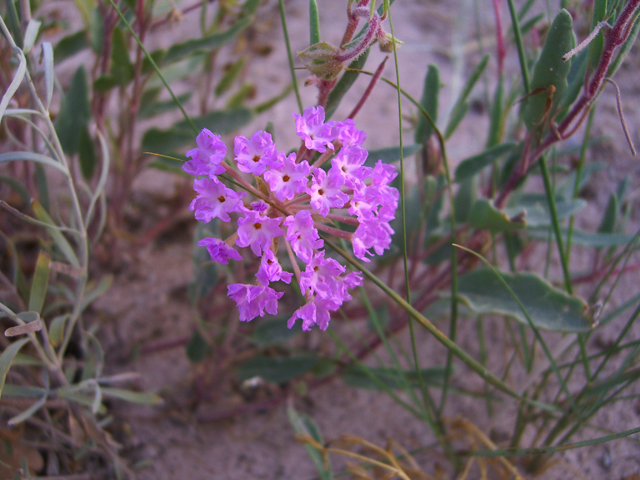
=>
[539,155,573,295]
[278,0,303,114]
[506,0,530,93]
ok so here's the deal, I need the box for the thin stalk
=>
[387,5,451,458]
[538,155,573,294]
[506,0,530,93]
[106,0,197,134]
[453,244,578,413]
[277,0,303,114]
[566,108,596,263]
[322,238,542,408]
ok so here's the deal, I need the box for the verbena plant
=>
[1,0,639,478]
[181,0,640,478]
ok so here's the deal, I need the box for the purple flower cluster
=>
[185,106,399,331]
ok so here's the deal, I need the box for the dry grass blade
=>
[447,417,528,480]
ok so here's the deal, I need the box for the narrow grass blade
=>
[0,338,30,399]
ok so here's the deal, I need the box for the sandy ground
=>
[84,0,640,479]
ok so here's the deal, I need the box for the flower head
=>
[185,106,397,331]
[198,237,242,264]
[234,130,278,175]
[184,129,227,177]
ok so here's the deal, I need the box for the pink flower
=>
[198,237,242,264]
[256,250,293,286]
[190,177,246,223]
[308,168,349,216]
[227,284,283,322]
[184,129,227,177]
[283,210,323,263]
[236,211,284,256]
[293,106,338,153]
[329,145,370,190]
[336,119,366,146]
[263,152,311,201]
[234,130,278,175]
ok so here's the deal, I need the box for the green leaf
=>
[186,331,210,363]
[309,0,320,45]
[0,175,30,205]
[110,26,134,85]
[287,404,332,480]
[251,318,298,346]
[28,251,50,314]
[89,8,104,53]
[598,193,619,234]
[341,365,447,390]
[163,17,251,64]
[8,393,47,425]
[523,9,575,130]
[325,50,370,120]
[507,193,587,227]
[415,64,439,144]
[4,0,23,48]
[454,178,476,223]
[236,356,320,384]
[141,49,167,75]
[55,66,91,155]
[141,127,194,153]
[467,199,526,231]
[138,92,192,119]
[146,156,189,176]
[93,75,119,92]
[48,315,68,347]
[143,108,253,153]
[0,339,30,399]
[445,54,489,138]
[101,387,163,405]
[366,144,421,167]
[254,83,292,113]
[31,200,80,268]
[527,227,633,247]
[454,142,518,183]
[455,268,595,332]
[80,275,112,311]
[53,30,89,63]
[78,126,96,180]
[215,57,246,97]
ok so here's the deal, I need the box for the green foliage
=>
[455,269,594,332]
[415,64,439,144]
[522,9,575,130]
[54,66,91,156]
[341,365,447,390]
[287,404,332,480]
[236,356,320,384]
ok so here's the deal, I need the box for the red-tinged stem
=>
[295,144,308,163]
[348,56,388,119]
[325,213,360,226]
[313,148,338,168]
[315,222,354,240]
[496,0,640,208]
[283,238,302,285]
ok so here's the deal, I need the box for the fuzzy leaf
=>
[0,339,30,399]
[455,269,595,332]
[236,356,319,384]
[467,199,526,231]
[163,17,251,64]
[55,66,91,155]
